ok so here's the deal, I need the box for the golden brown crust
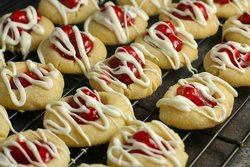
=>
[38,0,98,25]
[204,51,250,87]
[89,60,162,100]
[0,62,64,111]
[0,105,10,142]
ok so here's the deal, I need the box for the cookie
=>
[204,41,250,87]
[159,0,219,39]
[38,25,107,74]
[0,129,70,166]
[87,45,162,100]
[134,20,198,72]
[223,11,250,46]
[84,2,149,45]
[157,72,238,130]
[0,60,64,112]
[0,105,13,141]
[107,120,188,167]
[116,0,172,16]
[44,87,134,147]
[38,0,99,25]
[0,6,54,58]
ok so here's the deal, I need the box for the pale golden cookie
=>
[204,41,250,87]
[157,72,238,130]
[84,2,149,45]
[0,105,11,141]
[107,120,188,167]
[43,87,134,147]
[38,25,107,74]
[0,60,64,112]
[117,0,172,16]
[38,0,99,25]
[0,129,70,166]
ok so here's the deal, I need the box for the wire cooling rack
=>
[1,0,250,166]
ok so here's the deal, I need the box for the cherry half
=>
[238,12,250,24]
[51,25,94,61]
[176,84,217,107]
[10,72,41,89]
[8,140,53,165]
[60,0,80,9]
[214,0,231,5]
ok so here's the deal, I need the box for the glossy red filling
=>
[154,21,183,52]
[10,71,41,89]
[127,130,169,156]
[214,0,231,5]
[51,25,94,61]
[8,140,52,165]
[238,12,250,24]
[68,88,100,124]
[172,2,208,21]
[60,0,80,8]
[101,5,134,27]
[177,84,217,107]
[109,46,144,85]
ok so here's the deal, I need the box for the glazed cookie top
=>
[87,45,160,92]
[0,129,66,166]
[107,120,185,167]
[84,2,149,44]
[0,6,44,58]
[134,20,197,72]
[161,0,216,27]
[46,0,99,25]
[44,87,134,146]
[223,11,250,39]
[207,41,250,73]
[206,0,249,9]
[157,72,238,122]
[38,25,95,74]
[0,60,60,107]
[129,0,170,8]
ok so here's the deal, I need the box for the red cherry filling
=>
[60,0,80,8]
[68,88,100,124]
[8,140,52,165]
[101,5,134,27]
[51,25,94,61]
[10,72,41,89]
[172,2,208,21]
[176,84,217,107]
[238,12,250,24]
[109,46,144,85]
[214,0,231,5]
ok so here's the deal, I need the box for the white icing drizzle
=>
[129,0,170,8]
[0,129,61,167]
[107,120,183,167]
[0,105,17,134]
[157,72,238,122]
[223,11,250,39]
[160,0,215,27]
[134,21,197,73]
[0,6,45,59]
[38,25,95,74]
[84,2,149,44]
[1,60,59,107]
[44,87,134,146]
[208,41,250,73]
[87,45,158,93]
[0,49,6,68]
[48,0,99,25]
[206,0,250,12]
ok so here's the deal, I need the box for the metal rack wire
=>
[1,0,249,167]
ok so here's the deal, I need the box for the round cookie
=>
[79,164,108,167]
[204,0,250,19]
[0,129,70,166]
[0,60,64,112]
[223,11,250,46]
[107,120,188,167]
[38,25,107,74]
[116,0,172,16]
[159,0,219,39]
[0,105,12,141]
[157,72,238,130]
[134,20,198,72]
[204,41,250,87]
[84,2,149,45]
[0,6,54,58]
[38,0,99,25]
[87,45,162,100]
[44,87,134,147]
